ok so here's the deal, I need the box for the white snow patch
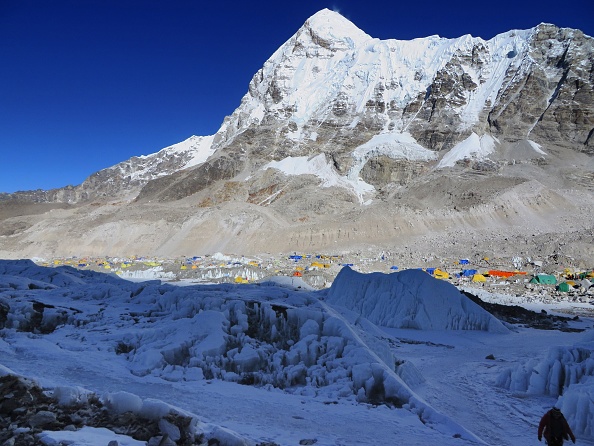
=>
[527,139,547,155]
[263,153,375,204]
[39,426,146,446]
[352,132,437,163]
[437,133,498,168]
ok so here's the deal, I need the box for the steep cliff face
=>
[211,11,592,158]
[485,25,594,151]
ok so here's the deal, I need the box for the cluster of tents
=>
[45,257,159,272]
[530,271,594,292]
[423,266,594,292]
[423,268,525,283]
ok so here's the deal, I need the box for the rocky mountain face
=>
[1,9,593,259]
[130,10,593,204]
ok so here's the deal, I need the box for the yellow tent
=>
[472,274,487,282]
[234,276,249,284]
[434,269,449,279]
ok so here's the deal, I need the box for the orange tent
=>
[488,270,526,278]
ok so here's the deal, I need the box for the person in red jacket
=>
[538,407,576,445]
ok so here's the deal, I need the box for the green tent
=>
[557,282,571,292]
[529,274,557,285]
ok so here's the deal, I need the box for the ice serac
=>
[496,335,594,438]
[325,267,509,332]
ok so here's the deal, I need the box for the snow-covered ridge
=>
[72,134,216,200]
[127,134,215,180]
[138,135,216,170]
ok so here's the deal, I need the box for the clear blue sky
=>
[1,0,592,193]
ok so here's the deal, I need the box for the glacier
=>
[1,261,593,445]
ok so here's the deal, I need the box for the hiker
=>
[538,407,576,445]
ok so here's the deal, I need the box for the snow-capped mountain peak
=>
[137,135,216,171]
[301,8,372,50]
[5,11,592,215]
[205,15,592,206]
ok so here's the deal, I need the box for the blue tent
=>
[462,269,477,277]
[390,266,399,270]
[460,259,470,265]
[426,268,436,275]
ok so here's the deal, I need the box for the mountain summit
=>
[301,8,372,47]
[1,10,593,259]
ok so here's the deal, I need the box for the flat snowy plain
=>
[1,260,593,445]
